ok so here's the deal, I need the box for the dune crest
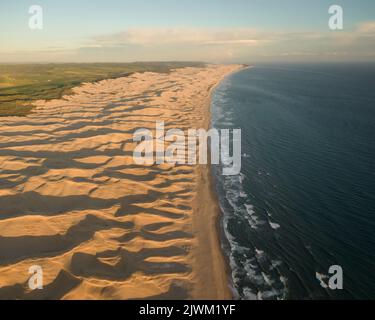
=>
[0,64,242,300]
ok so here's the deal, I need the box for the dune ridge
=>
[0,64,243,300]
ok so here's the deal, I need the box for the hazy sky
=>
[1,0,375,63]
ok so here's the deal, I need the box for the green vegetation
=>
[0,62,204,116]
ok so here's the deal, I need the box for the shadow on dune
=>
[70,246,191,281]
[132,283,189,300]
[0,190,191,220]
[0,215,134,265]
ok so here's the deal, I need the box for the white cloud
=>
[357,21,375,33]
[81,24,375,62]
[91,27,264,47]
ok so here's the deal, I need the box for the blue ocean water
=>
[211,64,375,300]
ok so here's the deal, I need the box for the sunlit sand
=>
[0,64,243,300]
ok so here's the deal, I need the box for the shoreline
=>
[190,64,246,299]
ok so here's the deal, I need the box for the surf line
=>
[133,121,242,176]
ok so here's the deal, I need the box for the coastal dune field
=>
[0,64,242,300]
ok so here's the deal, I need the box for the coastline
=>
[0,64,243,300]
[190,64,246,299]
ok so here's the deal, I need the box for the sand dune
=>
[0,64,242,300]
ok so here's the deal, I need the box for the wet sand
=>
[0,64,243,300]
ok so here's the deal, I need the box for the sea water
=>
[211,63,375,300]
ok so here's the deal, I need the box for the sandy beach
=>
[0,64,243,300]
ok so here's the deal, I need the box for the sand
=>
[0,64,243,300]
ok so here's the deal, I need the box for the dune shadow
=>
[70,246,190,281]
[0,214,134,265]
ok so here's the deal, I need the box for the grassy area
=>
[0,62,204,116]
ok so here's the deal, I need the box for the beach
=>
[0,64,243,300]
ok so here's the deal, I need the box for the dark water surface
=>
[211,64,375,299]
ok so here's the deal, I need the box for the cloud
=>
[2,23,375,63]
[91,27,264,47]
[80,24,375,62]
[357,21,375,33]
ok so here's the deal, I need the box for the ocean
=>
[211,63,375,300]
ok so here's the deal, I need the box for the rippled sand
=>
[0,64,242,300]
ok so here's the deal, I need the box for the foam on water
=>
[211,73,288,300]
[315,272,329,289]
[269,221,281,230]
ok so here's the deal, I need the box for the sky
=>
[1,0,375,63]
